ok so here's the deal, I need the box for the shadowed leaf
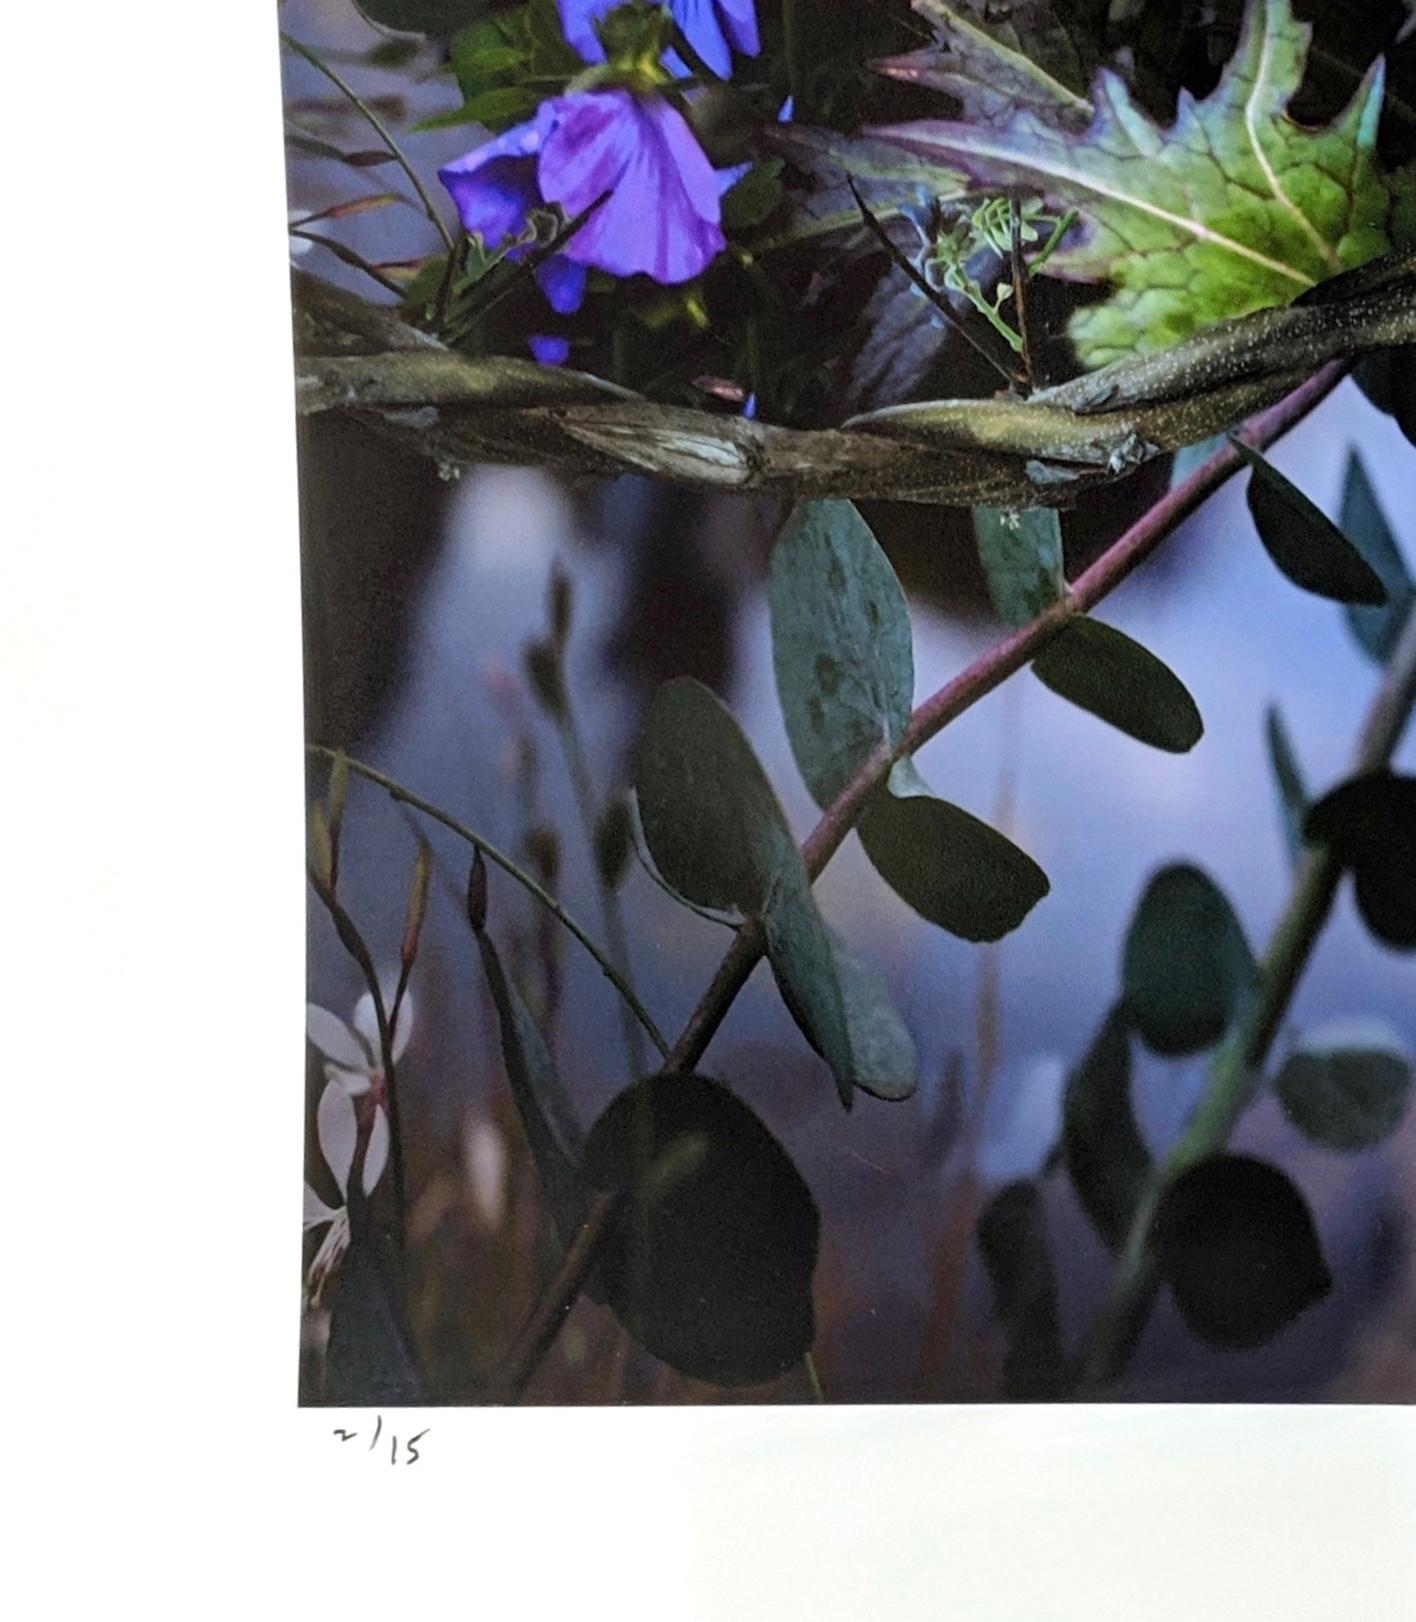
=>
[1063,1009,1151,1251]
[1033,618,1203,752]
[1233,440,1387,605]
[583,1074,819,1387]
[978,1180,1068,1399]
[1355,347,1416,446]
[974,505,1065,627]
[325,1221,428,1406]
[355,0,491,34]
[1276,1018,1413,1150]
[1339,452,1416,665]
[1304,770,1416,950]
[859,758,1049,943]
[1264,703,1309,868]
[1122,864,1257,1055]
[770,500,913,806]
[1155,1155,1332,1349]
[763,868,855,1111]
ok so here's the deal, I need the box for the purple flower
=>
[438,87,731,289]
[559,0,760,79]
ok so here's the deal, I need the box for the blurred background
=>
[288,0,1416,1403]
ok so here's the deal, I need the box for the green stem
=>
[306,745,671,1060]
[280,32,455,258]
[1077,597,1416,1393]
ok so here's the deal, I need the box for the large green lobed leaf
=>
[870,0,1398,365]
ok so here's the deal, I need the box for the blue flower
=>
[559,0,760,79]
[438,87,734,291]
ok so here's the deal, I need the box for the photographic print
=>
[285,0,1416,1408]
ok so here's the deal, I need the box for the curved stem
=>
[280,32,455,258]
[1078,596,1416,1393]
[504,360,1351,1386]
[307,746,671,1060]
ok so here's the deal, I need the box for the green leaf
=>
[1032,618,1203,752]
[1154,1154,1332,1349]
[873,0,1105,130]
[325,1221,428,1405]
[819,929,919,1102]
[978,1179,1067,1399]
[1168,433,1227,491]
[634,677,795,916]
[721,159,787,233]
[1355,347,1416,446]
[1232,440,1387,605]
[762,868,855,1111]
[1304,770,1416,950]
[1122,864,1257,1056]
[355,0,491,33]
[1264,703,1309,868]
[870,0,1395,367]
[1062,1009,1151,1252]
[858,758,1050,943]
[1276,1018,1413,1151]
[973,505,1065,627]
[769,500,913,806]
[471,917,587,1247]
[593,794,633,890]
[1340,452,1416,665]
[582,1074,819,1387]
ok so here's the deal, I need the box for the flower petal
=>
[437,111,552,247]
[529,334,572,366]
[535,254,587,315]
[352,986,415,1065]
[364,1105,390,1195]
[316,1080,357,1196]
[540,91,725,285]
[557,0,609,63]
[306,1003,368,1070]
[304,1183,338,1230]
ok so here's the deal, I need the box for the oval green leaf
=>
[1122,863,1256,1056]
[1303,771,1416,951]
[1062,1009,1151,1252]
[634,677,795,916]
[977,1180,1067,1400]
[858,759,1049,943]
[583,1074,820,1387]
[762,868,855,1111]
[973,505,1065,628]
[1264,703,1308,870]
[1276,1019,1413,1151]
[769,500,913,806]
[1339,453,1416,667]
[1232,439,1387,605]
[1032,618,1203,753]
[1154,1155,1332,1350]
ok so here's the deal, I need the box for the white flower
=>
[302,988,414,1304]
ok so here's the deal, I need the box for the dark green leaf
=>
[1355,348,1416,446]
[1233,440,1387,605]
[763,868,855,1111]
[1062,1009,1151,1252]
[1122,864,1256,1056]
[583,1074,819,1387]
[634,677,795,915]
[1304,771,1416,950]
[1032,618,1203,752]
[355,0,490,33]
[973,505,1065,628]
[1264,703,1308,869]
[593,794,633,890]
[772,919,917,1103]
[721,159,786,232]
[1339,453,1416,666]
[769,500,913,806]
[471,924,586,1247]
[325,1221,427,1405]
[1154,1155,1332,1350]
[858,759,1049,943]
[1276,1019,1413,1151]
[977,1180,1067,1400]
